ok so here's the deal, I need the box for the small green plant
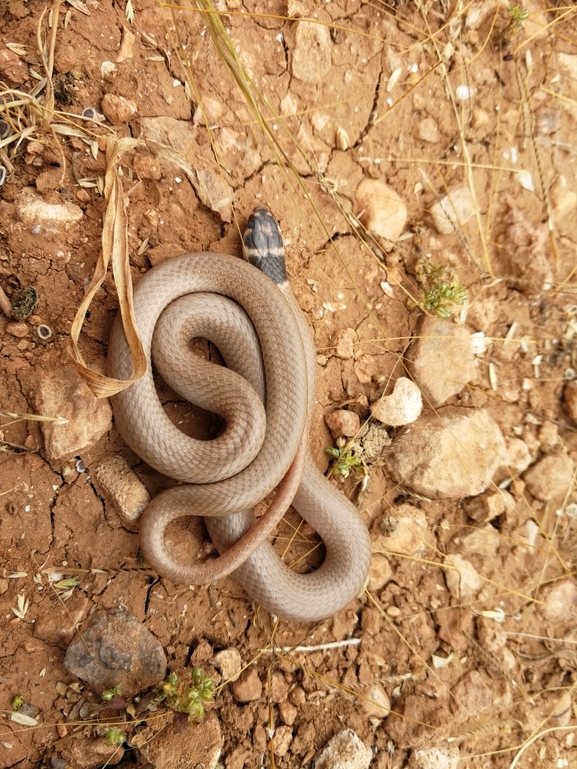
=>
[326,445,364,479]
[417,264,467,318]
[101,684,122,702]
[11,695,24,710]
[508,5,529,32]
[105,727,127,745]
[154,669,214,723]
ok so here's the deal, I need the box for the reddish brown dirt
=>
[1,2,576,768]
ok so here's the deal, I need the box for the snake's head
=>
[243,207,287,285]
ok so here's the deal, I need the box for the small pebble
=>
[367,554,392,592]
[94,455,151,529]
[333,327,357,359]
[370,377,422,426]
[325,409,360,439]
[431,185,475,234]
[472,108,489,128]
[291,20,332,84]
[116,28,136,63]
[314,729,372,769]
[373,503,428,556]
[538,579,577,627]
[523,453,574,502]
[414,744,460,769]
[362,684,390,719]
[444,554,483,600]
[0,46,29,86]
[463,489,514,523]
[231,667,262,703]
[6,321,29,338]
[212,647,242,682]
[101,93,137,124]
[450,670,492,718]
[419,116,441,143]
[354,179,407,242]
[353,353,376,384]
[278,700,297,726]
[273,725,293,757]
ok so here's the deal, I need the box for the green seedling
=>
[417,264,467,318]
[508,5,529,32]
[105,727,127,745]
[101,684,122,702]
[326,445,365,479]
[152,669,214,723]
[12,695,24,710]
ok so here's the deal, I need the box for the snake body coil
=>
[107,208,371,622]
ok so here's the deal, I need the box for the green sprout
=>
[417,264,467,318]
[152,669,214,723]
[11,695,24,710]
[105,727,127,745]
[101,684,122,702]
[508,5,529,32]
[326,445,364,479]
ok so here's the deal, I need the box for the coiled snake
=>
[107,208,371,622]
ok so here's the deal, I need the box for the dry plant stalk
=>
[68,137,146,398]
[0,285,13,318]
[68,136,229,397]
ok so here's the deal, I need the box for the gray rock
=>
[64,609,167,698]
[314,729,372,769]
[407,316,476,407]
[387,407,506,498]
[25,364,112,460]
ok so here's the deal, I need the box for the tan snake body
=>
[107,208,371,622]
